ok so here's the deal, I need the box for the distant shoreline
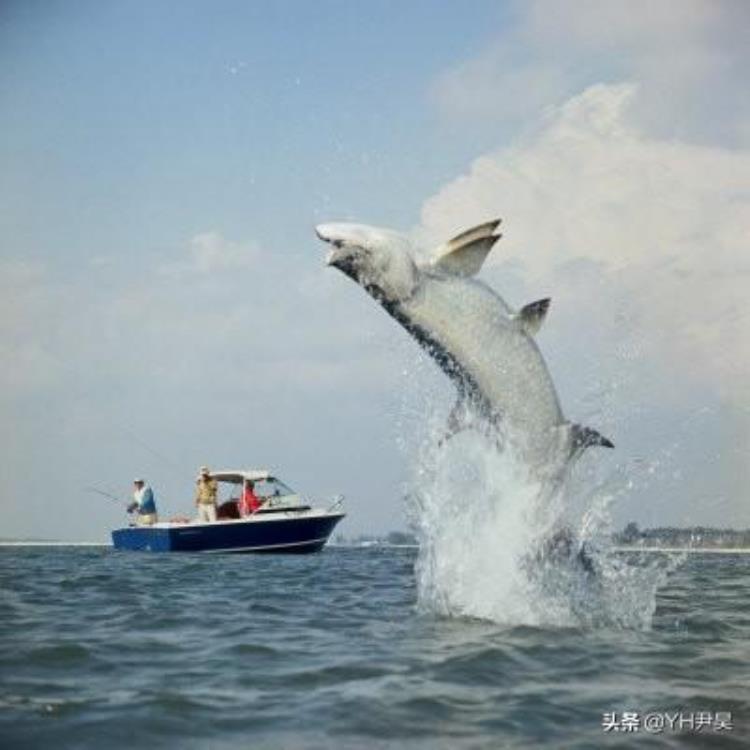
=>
[2,541,750,554]
[614,546,750,554]
[0,541,108,547]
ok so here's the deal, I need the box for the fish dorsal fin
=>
[430,220,502,277]
[444,219,501,253]
[431,235,500,277]
[514,298,551,335]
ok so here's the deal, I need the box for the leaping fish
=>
[316,219,613,479]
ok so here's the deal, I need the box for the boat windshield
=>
[253,477,295,498]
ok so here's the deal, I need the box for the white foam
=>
[405,410,675,629]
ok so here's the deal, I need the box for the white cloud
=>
[159,231,258,276]
[0,229,405,539]
[420,83,750,396]
[431,54,570,131]
[0,229,398,404]
[523,0,720,50]
[417,82,750,523]
[432,0,750,147]
[0,259,64,395]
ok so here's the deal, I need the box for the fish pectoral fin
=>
[440,397,503,446]
[570,424,615,453]
[514,298,551,336]
[431,235,501,277]
[430,219,502,277]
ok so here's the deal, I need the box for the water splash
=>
[405,407,677,629]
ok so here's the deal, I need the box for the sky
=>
[1,1,748,541]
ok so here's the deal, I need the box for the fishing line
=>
[84,486,125,505]
[115,424,186,481]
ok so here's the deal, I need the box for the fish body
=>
[316,220,611,476]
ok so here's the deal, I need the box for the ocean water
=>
[1,546,748,749]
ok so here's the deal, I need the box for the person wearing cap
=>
[127,479,158,526]
[195,466,218,523]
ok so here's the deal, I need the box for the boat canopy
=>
[209,470,271,484]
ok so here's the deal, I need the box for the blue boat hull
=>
[111,513,344,554]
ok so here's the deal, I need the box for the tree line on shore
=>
[615,522,750,549]
[335,524,750,550]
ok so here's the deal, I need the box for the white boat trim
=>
[200,536,330,554]
[191,510,341,529]
[116,510,345,533]
[0,541,108,547]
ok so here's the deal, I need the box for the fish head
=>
[316,222,418,302]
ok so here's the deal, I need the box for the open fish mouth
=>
[316,226,359,269]
[315,227,344,265]
[315,226,342,247]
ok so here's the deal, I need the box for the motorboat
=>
[111,470,345,553]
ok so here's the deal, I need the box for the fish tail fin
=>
[570,424,614,455]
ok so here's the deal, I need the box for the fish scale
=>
[399,272,567,472]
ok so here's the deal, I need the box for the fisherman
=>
[239,479,262,516]
[195,466,218,523]
[128,479,158,526]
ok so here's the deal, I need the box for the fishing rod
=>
[84,486,131,510]
[326,494,345,513]
[47,357,186,499]
[117,426,185,481]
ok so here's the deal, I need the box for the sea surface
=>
[0,546,748,749]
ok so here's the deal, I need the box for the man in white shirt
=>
[128,479,158,526]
